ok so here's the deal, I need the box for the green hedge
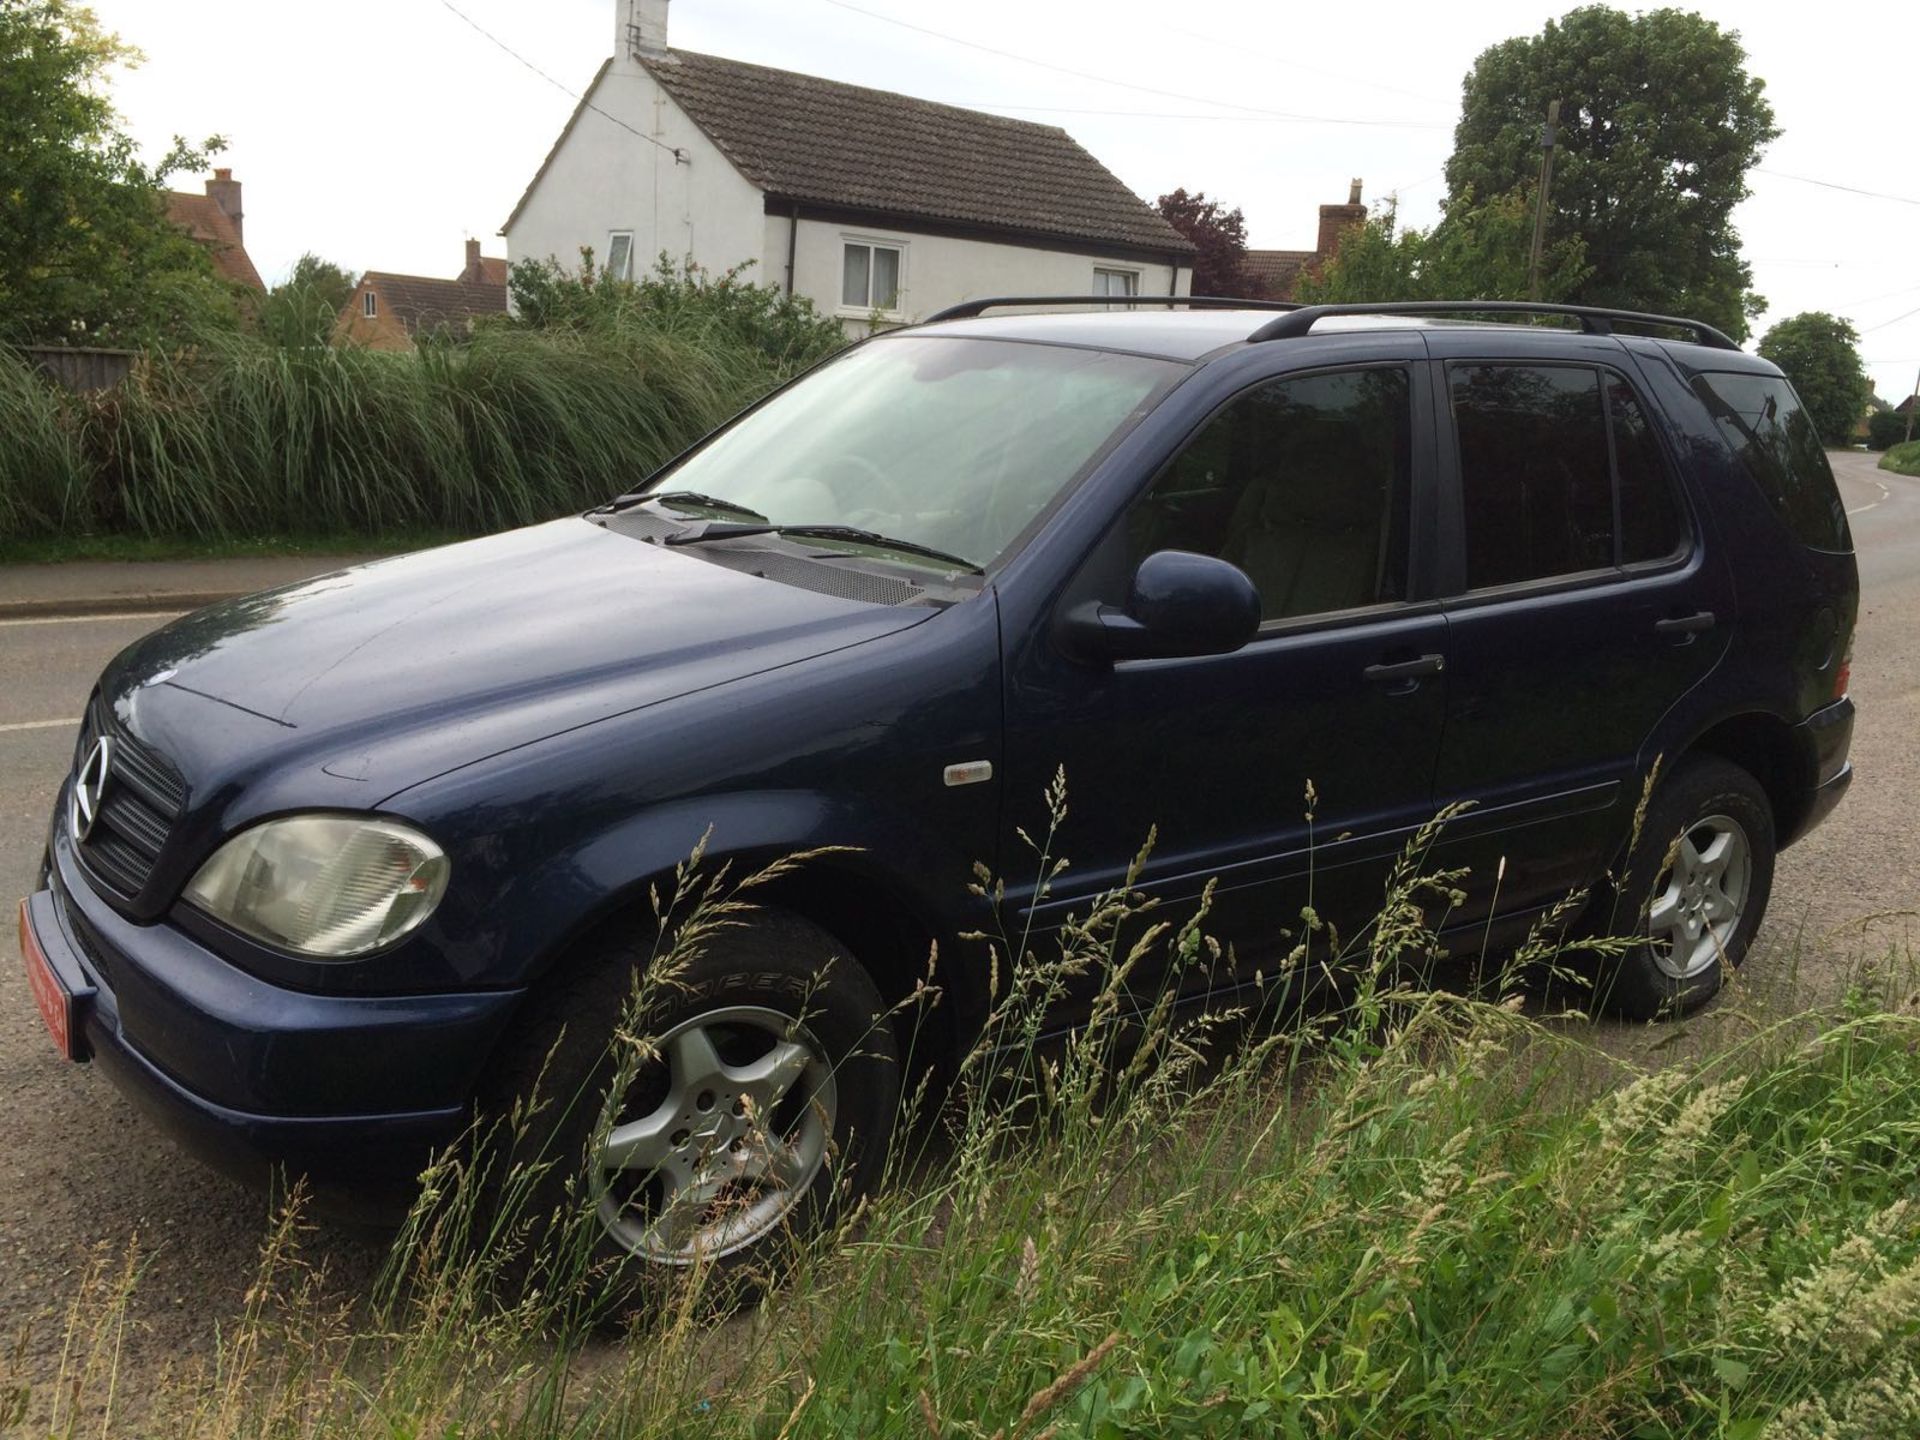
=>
[1882,440,1920,477]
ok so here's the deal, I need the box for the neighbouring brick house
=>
[335,240,510,349]
[1241,180,1369,300]
[165,168,264,290]
[503,0,1194,329]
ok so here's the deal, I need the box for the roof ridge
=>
[646,47,1074,139]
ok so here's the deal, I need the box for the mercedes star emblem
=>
[70,735,113,843]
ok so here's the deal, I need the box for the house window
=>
[362,290,377,318]
[606,231,635,283]
[841,241,902,312]
[1093,267,1139,298]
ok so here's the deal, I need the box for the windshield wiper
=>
[777,525,983,573]
[616,490,771,522]
[664,521,981,573]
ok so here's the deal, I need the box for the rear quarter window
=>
[1691,372,1852,553]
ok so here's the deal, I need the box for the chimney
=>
[620,0,670,60]
[464,237,482,282]
[1316,178,1366,258]
[204,168,243,244]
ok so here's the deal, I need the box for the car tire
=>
[475,907,900,1317]
[1589,755,1776,1021]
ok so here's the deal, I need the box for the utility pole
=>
[1527,99,1562,301]
[1906,364,1919,445]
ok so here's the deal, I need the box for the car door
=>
[1424,337,1735,944]
[998,348,1450,1022]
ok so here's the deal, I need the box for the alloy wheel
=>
[593,1005,836,1264]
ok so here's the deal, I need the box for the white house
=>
[502,0,1195,326]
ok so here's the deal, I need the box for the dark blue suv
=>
[20,299,1857,1281]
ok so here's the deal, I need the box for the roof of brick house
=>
[165,172,264,290]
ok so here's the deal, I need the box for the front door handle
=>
[1654,610,1717,641]
[1364,653,1445,692]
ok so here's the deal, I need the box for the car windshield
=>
[635,336,1182,568]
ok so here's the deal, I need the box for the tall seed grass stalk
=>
[12,792,1920,1437]
[0,304,831,544]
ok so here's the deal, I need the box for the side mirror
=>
[1062,550,1262,662]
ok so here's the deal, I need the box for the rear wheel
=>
[479,909,900,1315]
[1592,756,1776,1020]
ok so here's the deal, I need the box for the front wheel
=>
[479,909,901,1312]
[1592,756,1776,1020]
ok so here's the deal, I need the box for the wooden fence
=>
[23,346,136,392]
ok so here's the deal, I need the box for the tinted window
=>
[1608,376,1684,564]
[1453,365,1612,588]
[1126,368,1412,621]
[1692,372,1852,552]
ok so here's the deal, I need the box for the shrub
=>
[1882,440,1920,477]
[1868,407,1915,452]
[506,251,847,370]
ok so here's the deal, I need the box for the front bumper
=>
[22,815,524,1220]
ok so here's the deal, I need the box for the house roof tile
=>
[1241,248,1316,298]
[165,191,264,289]
[363,273,509,334]
[647,49,1192,256]
[506,50,1191,259]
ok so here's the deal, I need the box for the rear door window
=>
[1608,375,1685,565]
[1451,364,1691,590]
[1691,372,1852,553]
[1451,364,1614,588]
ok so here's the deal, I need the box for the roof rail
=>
[1246,300,1742,351]
[921,294,1304,324]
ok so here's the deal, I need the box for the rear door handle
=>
[1364,653,1445,688]
[1654,610,1716,639]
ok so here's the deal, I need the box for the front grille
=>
[73,698,188,902]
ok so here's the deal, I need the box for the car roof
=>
[902,309,1275,360]
[903,308,1771,371]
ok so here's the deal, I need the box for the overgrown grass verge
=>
[1881,440,1920,477]
[0,287,843,545]
[11,814,1920,1438]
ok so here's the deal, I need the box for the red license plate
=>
[19,898,80,1061]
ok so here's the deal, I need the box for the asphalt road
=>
[2,450,1917,1388]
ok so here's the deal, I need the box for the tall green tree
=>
[1290,190,1588,306]
[1445,5,1778,341]
[1757,312,1871,447]
[260,253,357,347]
[0,0,233,345]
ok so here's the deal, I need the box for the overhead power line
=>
[438,0,685,160]
[1164,23,1455,107]
[941,103,1447,129]
[1755,169,1920,208]
[1862,304,1920,335]
[815,0,1447,129]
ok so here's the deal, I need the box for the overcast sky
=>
[89,0,1919,402]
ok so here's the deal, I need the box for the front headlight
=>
[184,814,450,958]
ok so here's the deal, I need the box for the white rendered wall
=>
[504,59,766,284]
[788,218,1188,332]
